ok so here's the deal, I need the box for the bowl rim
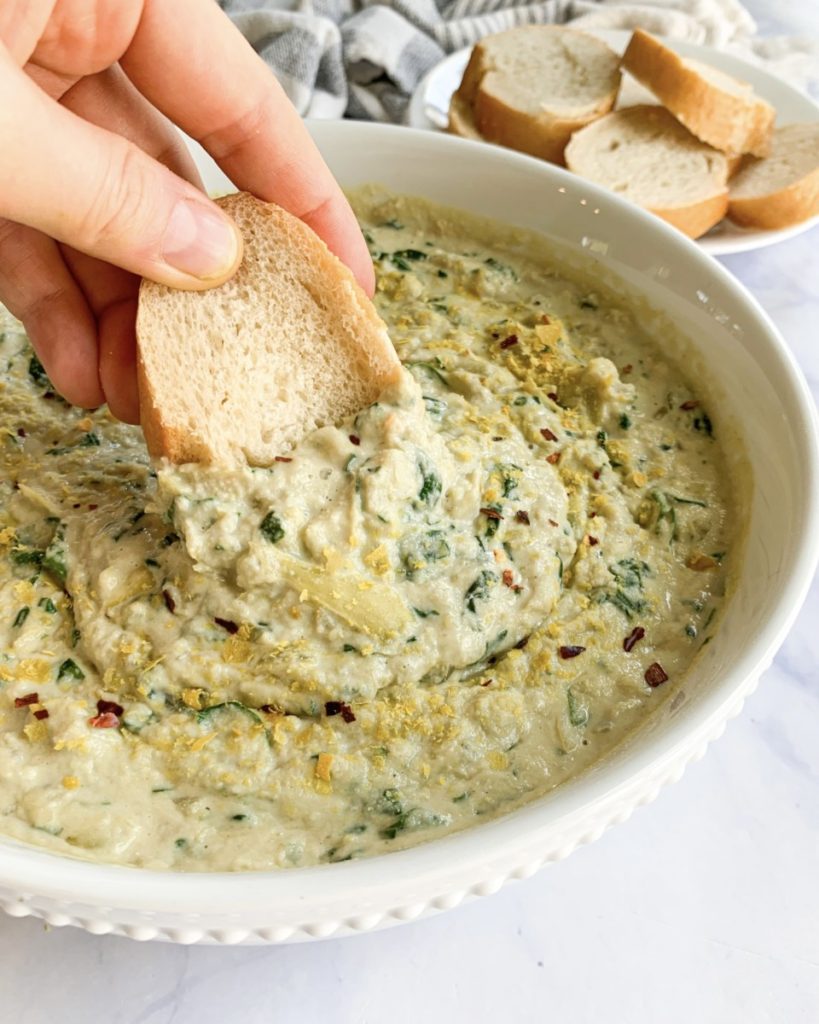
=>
[1,121,817,940]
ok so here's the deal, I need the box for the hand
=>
[0,0,374,423]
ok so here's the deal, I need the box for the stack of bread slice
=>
[449,25,819,238]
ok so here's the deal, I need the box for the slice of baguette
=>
[137,193,401,467]
[728,123,819,228]
[565,105,729,239]
[447,92,483,141]
[452,26,621,164]
[622,29,774,157]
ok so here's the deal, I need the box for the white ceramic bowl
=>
[1,122,817,945]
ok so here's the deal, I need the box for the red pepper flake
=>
[540,314,551,325]
[593,469,601,480]
[43,391,56,400]
[349,434,361,446]
[621,364,633,375]
[546,452,561,465]
[540,428,558,442]
[89,712,119,729]
[502,570,522,592]
[33,708,49,720]
[480,506,504,520]
[14,693,38,708]
[679,400,699,411]
[559,645,586,659]
[480,679,493,687]
[16,427,25,438]
[587,535,599,546]
[645,662,669,687]
[96,699,124,717]
[325,700,356,723]
[623,626,645,653]
[72,503,81,509]
[87,504,98,511]
[499,334,519,350]
[589,511,597,519]
[214,617,239,634]
[547,392,558,401]
[548,518,559,527]
[515,510,530,525]
[162,589,176,614]
[515,635,530,650]
[275,456,293,463]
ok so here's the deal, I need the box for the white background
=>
[1,2,817,1021]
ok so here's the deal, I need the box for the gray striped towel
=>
[220,0,819,123]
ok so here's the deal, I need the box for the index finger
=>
[120,0,374,294]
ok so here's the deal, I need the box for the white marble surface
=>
[2,6,818,1023]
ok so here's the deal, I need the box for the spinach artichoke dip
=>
[0,192,738,871]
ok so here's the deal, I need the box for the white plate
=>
[407,29,819,255]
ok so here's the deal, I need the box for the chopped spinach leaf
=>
[407,360,448,387]
[484,256,518,280]
[400,530,450,577]
[481,502,503,539]
[567,688,589,727]
[422,395,447,419]
[260,510,285,544]
[418,462,442,506]
[42,525,67,585]
[197,700,263,725]
[11,547,43,568]
[57,658,84,682]
[28,354,50,388]
[381,807,450,840]
[465,570,498,613]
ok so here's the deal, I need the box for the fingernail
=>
[162,199,240,280]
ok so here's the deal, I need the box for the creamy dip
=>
[0,192,738,870]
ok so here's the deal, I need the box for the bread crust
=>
[137,193,400,466]
[728,164,819,228]
[650,191,729,239]
[447,93,483,140]
[622,29,774,157]
[472,76,614,164]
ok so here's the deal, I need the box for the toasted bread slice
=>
[622,29,774,157]
[565,105,730,238]
[728,123,819,228]
[452,26,621,164]
[137,193,400,466]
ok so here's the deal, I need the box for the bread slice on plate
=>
[447,92,483,141]
[137,193,401,467]
[451,26,621,163]
[565,105,730,238]
[622,28,774,158]
[728,123,819,228]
